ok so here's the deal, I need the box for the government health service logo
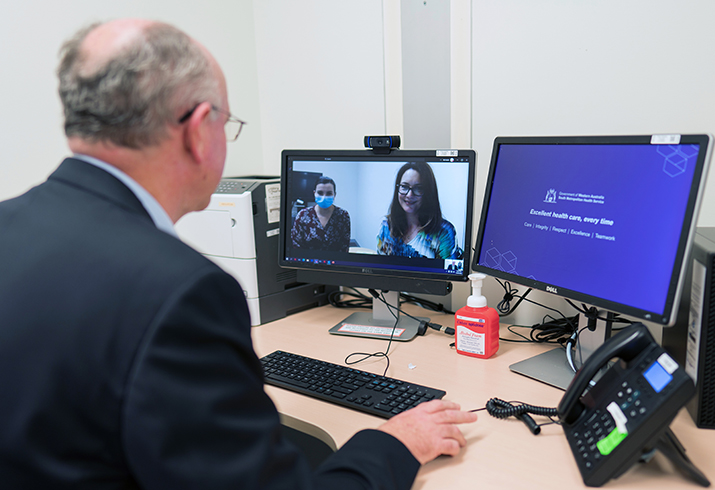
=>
[544,188,557,203]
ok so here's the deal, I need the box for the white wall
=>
[468,0,715,325]
[252,1,387,176]
[0,0,262,201]
[5,1,714,231]
[471,0,715,227]
[400,0,451,149]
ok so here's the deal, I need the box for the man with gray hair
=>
[0,18,476,489]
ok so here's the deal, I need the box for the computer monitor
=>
[472,135,712,389]
[279,148,477,340]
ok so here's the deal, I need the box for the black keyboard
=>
[260,350,446,419]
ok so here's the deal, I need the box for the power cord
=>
[492,278,634,358]
[504,315,579,345]
[494,278,578,343]
[492,279,625,375]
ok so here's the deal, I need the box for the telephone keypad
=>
[572,361,671,475]
[572,408,618,467]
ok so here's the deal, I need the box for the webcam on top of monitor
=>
[364,135,401,154]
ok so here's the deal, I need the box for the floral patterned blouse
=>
[290,206,351,252]
[376,218,461,259]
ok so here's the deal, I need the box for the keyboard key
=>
[266,373,310,389]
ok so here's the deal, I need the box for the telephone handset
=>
[557,323,709,487]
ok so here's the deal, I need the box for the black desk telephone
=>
[557,323,710,487]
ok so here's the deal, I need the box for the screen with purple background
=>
[474,136,711,324]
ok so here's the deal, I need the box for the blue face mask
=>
[315,195,334,209]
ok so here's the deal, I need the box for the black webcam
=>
[364,135,401,152]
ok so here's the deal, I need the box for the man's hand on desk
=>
[378,400,478,465]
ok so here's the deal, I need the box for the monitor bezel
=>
[471,134,712,326]
[279,148,477,290]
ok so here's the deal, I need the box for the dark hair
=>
[57,22,219,149]
[386,162,442,239]
[314,175,336,193]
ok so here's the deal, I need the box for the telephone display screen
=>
[643,361,673,393]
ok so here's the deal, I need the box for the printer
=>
[175,177,335,326]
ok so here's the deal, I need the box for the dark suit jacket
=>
[0,158,419,489]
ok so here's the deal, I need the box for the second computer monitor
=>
[473,134,712,327]
[472,135,711,387]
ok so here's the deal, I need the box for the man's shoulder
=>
[108,218,223,281]
[0,159,234,292]
[6,172,223,284]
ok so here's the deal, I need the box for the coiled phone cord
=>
[483,398,559,435]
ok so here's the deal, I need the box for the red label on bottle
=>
[454,307,499,359]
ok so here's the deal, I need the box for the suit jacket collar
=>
[49,157,153,223]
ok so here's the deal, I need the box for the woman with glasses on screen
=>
[291,175,351,252]
[377,162,462,259]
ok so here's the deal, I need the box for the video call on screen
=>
[284,156,471,277]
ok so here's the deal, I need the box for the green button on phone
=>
[596,428,627,456]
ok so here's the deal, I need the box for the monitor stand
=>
[329,291,428,341]
[509,306,614,390]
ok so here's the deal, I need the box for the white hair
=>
[57,22,220,149]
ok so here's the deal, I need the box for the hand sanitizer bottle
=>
[455,273,499,358]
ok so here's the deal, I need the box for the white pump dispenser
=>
[467,273,487,308]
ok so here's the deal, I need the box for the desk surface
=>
[252,304,715,490]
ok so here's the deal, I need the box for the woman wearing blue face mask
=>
[291,176,351,252]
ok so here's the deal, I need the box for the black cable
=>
[332,288,454,337]
[400,293,455,315]
[329,288,457,317]
[344,290,397,376]
[568,325,595,373]
[327,287,372,309]
[493,279,635,347]
[563,299,633,329]
[495,279,532,316]
[501,314,579,346]
[485,398,559,419]
[343,289,456,375]
[480,398,560,435]
[388,300,454,337]
[425,322,455,336]
[488,278,581,346]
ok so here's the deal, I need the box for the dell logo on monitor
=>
[361,268,373,274]
[546,286,558,294]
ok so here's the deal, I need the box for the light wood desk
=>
[252,304,715,490]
